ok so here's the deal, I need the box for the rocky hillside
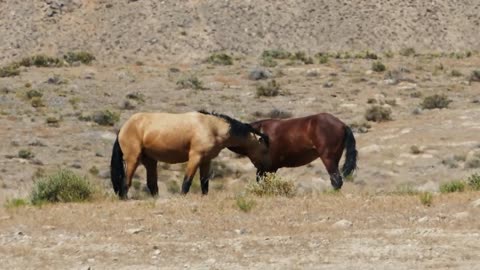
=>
[1,0,480,65]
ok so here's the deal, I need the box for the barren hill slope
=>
[1,0,480,65]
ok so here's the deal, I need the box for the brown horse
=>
[110,111,269,199]
[229,113,357,190]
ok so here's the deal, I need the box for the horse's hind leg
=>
[320,155,343,190]
[181,153,201,194]
[124,156,140,197]
[142,155,158,196]
[199,161,212,195]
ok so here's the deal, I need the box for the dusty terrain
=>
[1,0,480,269]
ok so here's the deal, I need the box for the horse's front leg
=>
[181,154,201,194]
[199,161,212,195]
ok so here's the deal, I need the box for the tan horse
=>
[110,111,269,199]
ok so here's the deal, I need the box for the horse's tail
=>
[342,126,358,178]
[110,136,127,199]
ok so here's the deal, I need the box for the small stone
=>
[332,219,353,228]
[471,198,480,208]
[205,258,216,264]
[248,68,271,80]
[306,69,320,77]
[153,250,161,255]
[323,81,334,88]
[417,216,429,223]
[234,228,247,235]
[126,227,144,234]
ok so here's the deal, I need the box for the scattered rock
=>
[248,68,272,80]
[332,219,353,229]
[471,198,480,208]
[306,69,320,77]
[453,212,469,220]
[126,227,144,234]
[417,216,429,223]
[234,229,247,235]
[323,81,334,88]
[465,149,480,168]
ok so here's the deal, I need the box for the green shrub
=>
[64,51,95,65]
[176,75,205,90]
[4,198,28,208]
[0,64,20,77]
[18,149,34,159]
[318,55,329,64]
[439,180,465,193]
[419,192,433,206]
[31,169,93,205]
[256,80,280,97]
[421,94,451,109]
[92,110,120,126]
[235,194,256,212]
[466,173,480,191]
[261,49,291,59]
[365,105,392,122]
[46,116,60,127]
[372,61,386,72]
[206,53,233,65]
[26,89,42,99]
[20,55,63,67]
[89,166,99,176]
[247,173,296,197]
[450,70,463,77]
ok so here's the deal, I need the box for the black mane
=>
[198,110,254,138]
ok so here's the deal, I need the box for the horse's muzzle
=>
[330,173,343,190]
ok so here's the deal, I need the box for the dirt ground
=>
[1,193,480,269]
[1,1,480,269]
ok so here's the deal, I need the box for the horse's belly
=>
[144,149,189,164]
[277,150,318,168]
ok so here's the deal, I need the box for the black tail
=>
[110,137,127,199]
[342,126,358,177]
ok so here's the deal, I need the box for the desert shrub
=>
[419,192,433,206]
[125,92,145,103]
[469,70,480,82]
[92,110,120,126]
[290,51,313,64]
[20,55,63,67]
[30,97,45,108]
[393,183,418,195]
[410,145,423,155]
[439,180,465,194]
[64,51,95,65]
[256,80,280,97]
[262,49,291,59]
[89,166,99,176]
[4,198,28,208]
[31,169,93,205]
[247,173,296,197]
[18,149,34,159]
[46,116,60,127]
[384,51,394,58]
[0,64,20,77]
[450,70,463,77]
[466,173,480,191]
[260,57,278,67]
[26,89,43,99]
[365,105,392,122]
[206,53,233,65]
[267,109,292,119]
[399,47,416,57]
[421,94,451,109]
[166,180,180,194]
[372,61,386,72]
[318,55,329,64]
[176,75,205,90]
[235,194,256,212]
